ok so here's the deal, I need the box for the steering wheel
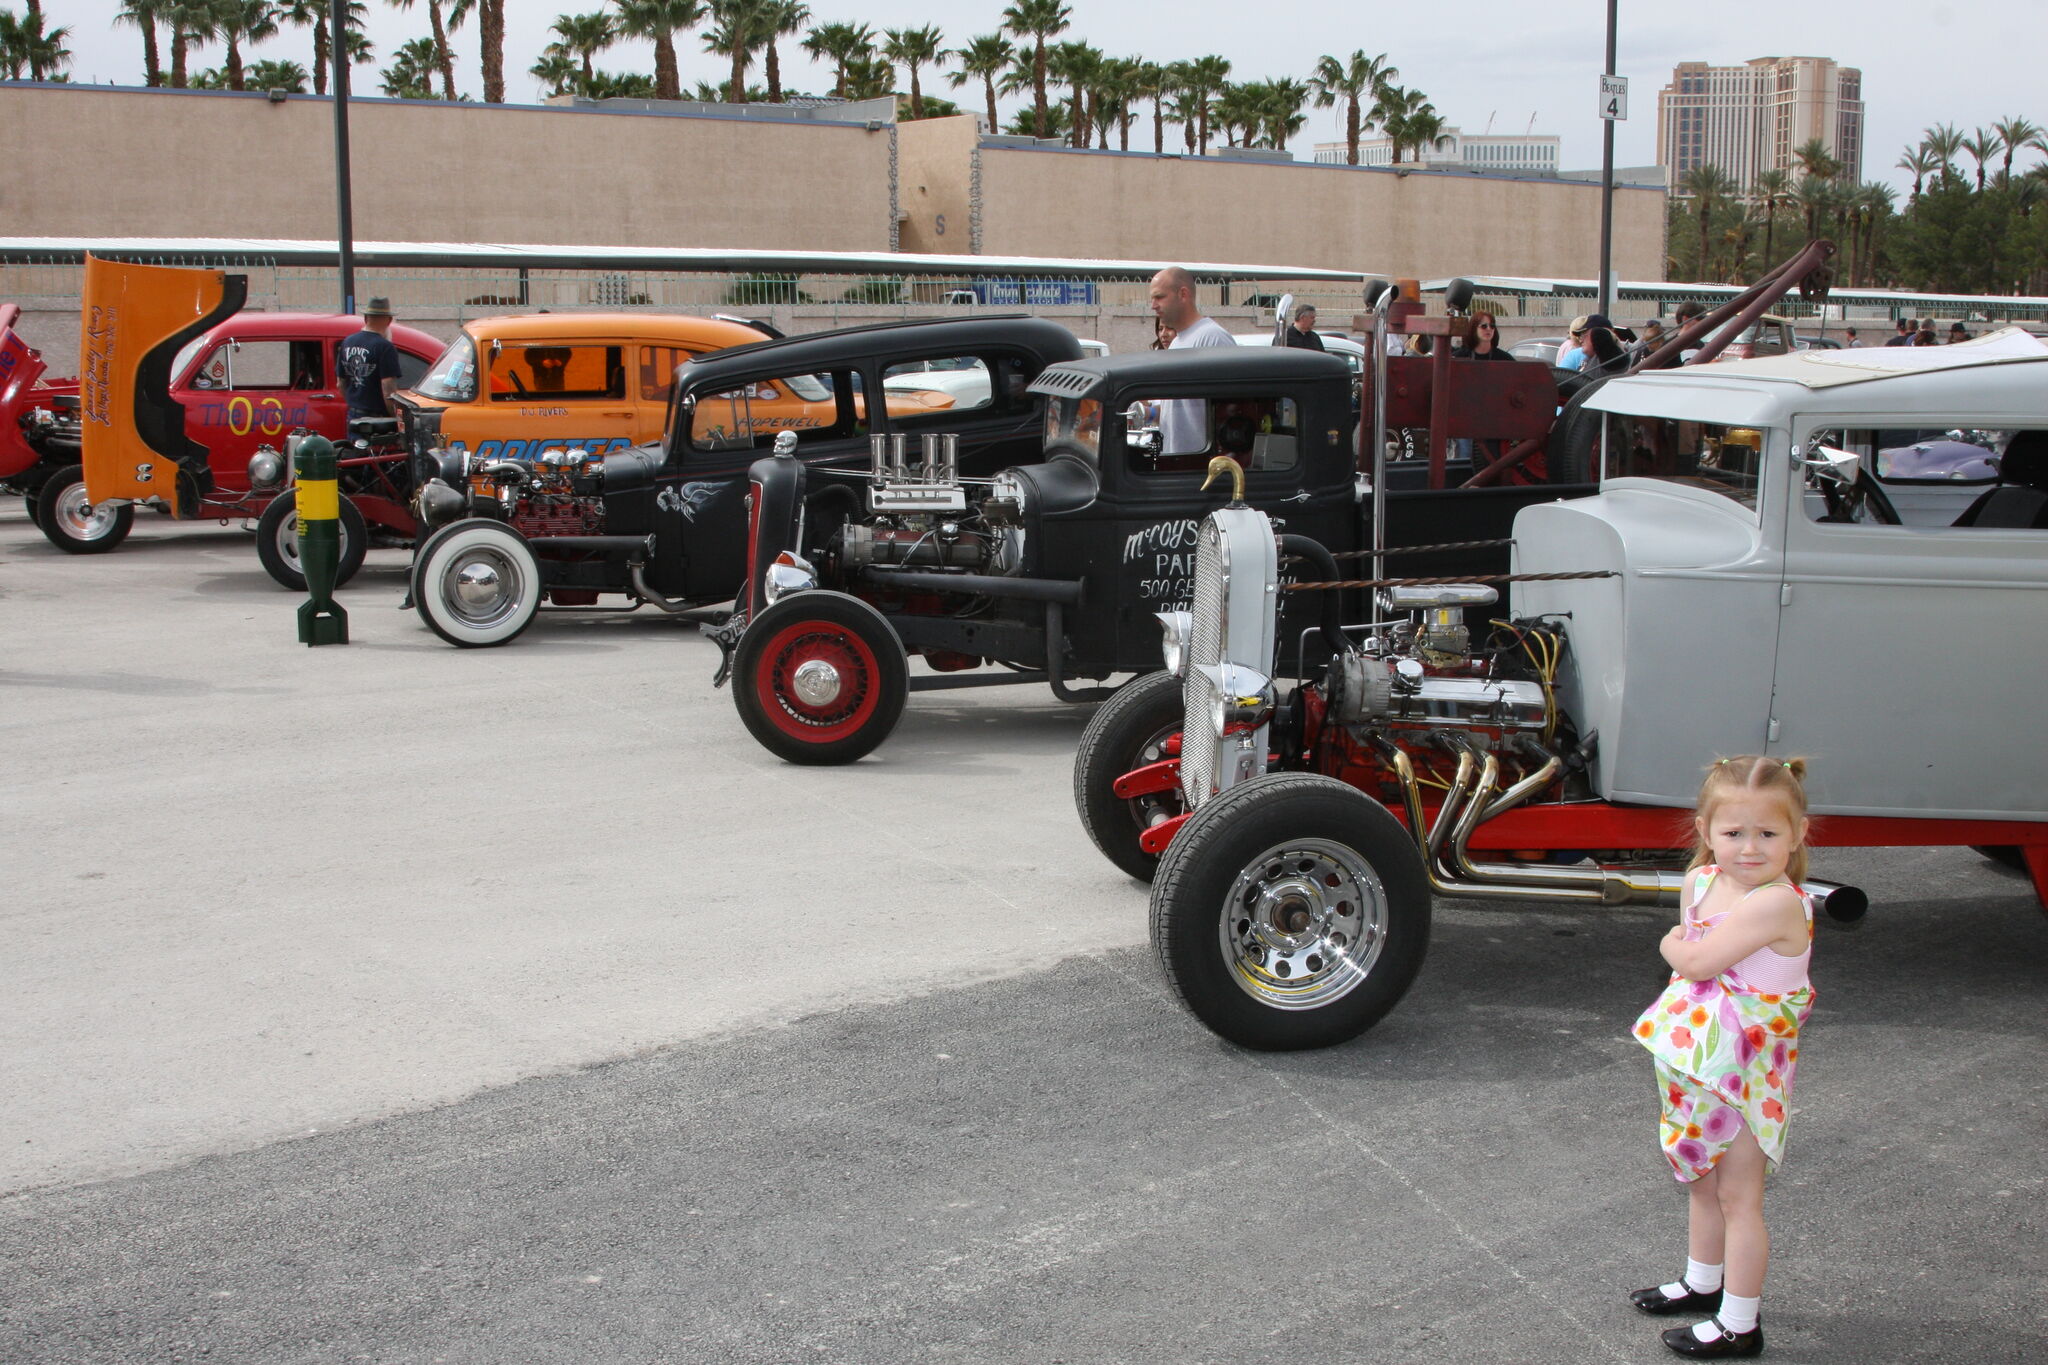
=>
[1819,467,1903,525]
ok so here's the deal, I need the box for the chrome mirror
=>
[1800,443,1861,485]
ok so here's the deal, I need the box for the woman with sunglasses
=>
[1454,310,1513,361]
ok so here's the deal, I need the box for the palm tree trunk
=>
[139,18,162,86]
[655,36,678,101]
[227,36,244,90]
[730,48,745,102]
[985,76,998,133]
[908,66,921,119]
[1032,42,1047,137]
[169,21,187,88]
[481,0,505,103]
[1346,99,1359,165]
[311,19,328,96]
[1152,98,1163,154]
[766,42,782,102]
[431,1,455,99]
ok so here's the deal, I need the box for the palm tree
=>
[246,55,307,89]
[1308,50,1395,167]
[879,23,942,120]
[1791,135,1842,185]
[1094,56,1143,150]
[1851,181,1894,286]
[1750,168,1790,270]
[946,33,1012,132]
[1391,98,1450,164]
[1180,54,1229,155]
[3,5,70,80]
[1793,171,1835,239]
[1133,59,1169,154]
[800,20,870,99]
[1960,126,2002,191]
[1044,39,1099,146]
[702,0,769,103]
[1895,145,1937,201]
[213,0,279,91]
[549,10,616,89]
[1372,85,1426,163]
[115,1,164,86]
[613,0,698,101]
[279,0,366,97]
[1257,77,1310,151]
[471,0,506,102]
[1679,163,1736,281]
[1164,69,1201,153]
[755,0,806,101]
[999,0,1068,140]
[164,0,218,88]
[385,0,456,100]
[1921,123,1964,186]
[838,47,889,100]
[380,32,438,95]
[529,46,575,96]
[1991,115,2044,183]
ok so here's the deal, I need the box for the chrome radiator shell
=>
[1179,506,1279,809]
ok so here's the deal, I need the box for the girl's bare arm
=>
[1660,887,1805,981]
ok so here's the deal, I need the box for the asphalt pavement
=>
[2,503,2043,1364]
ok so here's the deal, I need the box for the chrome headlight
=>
[1157,610,1194,678]
[762,551,817,606]
[1195,662,1276,736]
[246,446,285,490]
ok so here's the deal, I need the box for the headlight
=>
[762,551,817,606]
[1195,662,1275,735]
[1157,610,1193,677]
[246,447,285,490]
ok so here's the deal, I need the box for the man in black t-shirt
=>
[337,297,403,418]
[1283,304,1328,352]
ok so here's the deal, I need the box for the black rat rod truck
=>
[710,333,1589,765]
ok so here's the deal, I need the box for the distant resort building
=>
[1312,128,1560,174]
[1657,56,1864,191]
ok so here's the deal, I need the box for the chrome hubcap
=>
[1221,837,1386,1009]
[440,550,523,626]
[791,658,843,706]
[55,486,117,539]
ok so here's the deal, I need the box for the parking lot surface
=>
[2,504,2043,1363]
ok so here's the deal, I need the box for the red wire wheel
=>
[733,591,908,765]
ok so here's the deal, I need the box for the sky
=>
[44,0,2048,196]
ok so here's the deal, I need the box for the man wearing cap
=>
[1947,321,1970,344]
[338,297,404,419]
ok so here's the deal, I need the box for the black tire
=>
[1073,671,1187,884]
[1150,773,1432,1051]
[1545,376,1614,486]
[35,464,134,554]
[254,489,368,591]
[733,591,908,765]
[411,518,543,647]
[1971,845,2027,874]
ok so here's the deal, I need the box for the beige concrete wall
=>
[974,146,1665,282]
[0,85,897,249]
[896,115,980,257]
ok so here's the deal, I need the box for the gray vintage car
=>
[1076,329,2048,1049]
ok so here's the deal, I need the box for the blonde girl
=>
[1630,756,1816,1360]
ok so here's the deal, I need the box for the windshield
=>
[414,332,479,402]
[171,335,208,385]
[1597,411,1771,513]
[1043,396,1102,462]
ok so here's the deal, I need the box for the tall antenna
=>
[1484,110,1496,134]
[1527,112,1538,134]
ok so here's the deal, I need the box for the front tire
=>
[255,489,368,591]
[1150,773,1431,1050]
[36,465,134,554]
[1073,670,1186,883]
[411,518,543,647]
[733,591,908,764]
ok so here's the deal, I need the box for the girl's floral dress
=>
[1633,868,1815,1182]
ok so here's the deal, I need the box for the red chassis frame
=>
[1116,760,2048,908]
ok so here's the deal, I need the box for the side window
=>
[687,369,863,454]
[288,339,326,389]
[879,354,994,421]
[490,344,625,401]
[640,345,692,403]
[189,344,231,390]
[1123,394,1301,476]
[1806,425,2044,529]
[220,340,296,389]
[395,349,431,389]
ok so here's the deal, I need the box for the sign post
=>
[1596,4,1622,322]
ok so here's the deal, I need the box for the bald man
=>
[1149,266,1236,454]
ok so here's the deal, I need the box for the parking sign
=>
[1600,75,1628,121]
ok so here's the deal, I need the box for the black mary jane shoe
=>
[1630,1283,1724,1316]
[1661,1317,1763,1358]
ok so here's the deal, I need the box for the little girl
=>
[1630,756,1817,1359]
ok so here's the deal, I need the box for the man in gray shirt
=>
[1148,266,1236,455]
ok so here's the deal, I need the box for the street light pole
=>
[1597,0,1617,321]
[331,0,357,315]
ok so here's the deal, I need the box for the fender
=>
[78,256,247,516]
[736,442,808,623]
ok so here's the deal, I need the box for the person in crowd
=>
[1947,322,1970,344]
[1913,320,1939,346]
[1409,334,1433,357]
[1576,313,1630,377]
[1557,316,1590,367]
[1630,755,1818,1360]
[1885,318,1915,347]
[1148,266,1235,454]
[338,297,403,419]
[1842,328,1860,348]
[1284,304,1328,352]
[1455,310,1512,360]
[1151,316,1176,350]
[1630,318,1668,362]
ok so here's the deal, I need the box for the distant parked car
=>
[1511,335,1569,363]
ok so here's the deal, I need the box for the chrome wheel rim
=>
[438,547,525,627]
[1220,837,1386,1010]
[54,485,119,540]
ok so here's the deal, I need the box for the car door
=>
[1769,417,2048,819]
[178,335,342,491]
[481,339,638,460]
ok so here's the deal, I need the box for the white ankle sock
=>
[1715,1292,1760,1334]
[1684,1258,1724,1293]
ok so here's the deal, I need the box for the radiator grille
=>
[1180,518,1228,808]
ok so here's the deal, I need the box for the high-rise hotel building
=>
[1658,57,1863,191]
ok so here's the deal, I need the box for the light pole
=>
[1597,0,1618,321]
[331,0,357,315]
